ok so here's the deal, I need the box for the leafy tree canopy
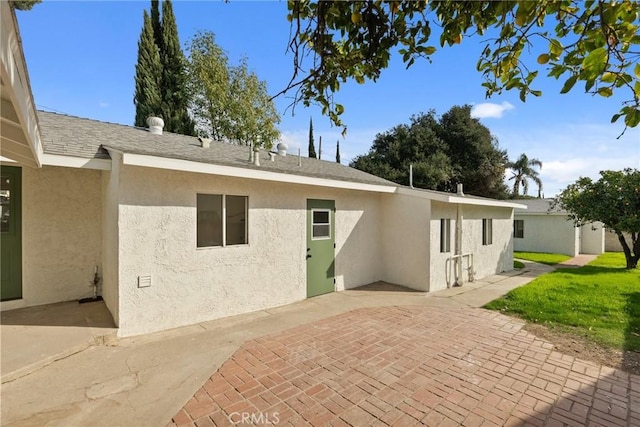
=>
[350,105,509,198]
[284,1,640,130]
[553,168,640,269]
[186,31,280,149]
[11,0,41,10]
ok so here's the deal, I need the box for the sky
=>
[15,1,640,196]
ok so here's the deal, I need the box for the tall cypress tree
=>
[133,10,162,127]
[159,0,195,135]
[150,0,162,49]
[336,140,341,163]
[308,117,317,158]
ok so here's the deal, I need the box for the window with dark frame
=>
[513,219,524,239]
[482,218,493,245]
[440,218,451,253]
[197,194,247,248]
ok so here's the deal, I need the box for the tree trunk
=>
[617,231,639,269]
[513,179,520,197]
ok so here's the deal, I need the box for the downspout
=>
[409,164,414,189]
[455,183,464,286]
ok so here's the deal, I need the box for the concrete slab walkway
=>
[2,255,618,427]
[1,300,117,383]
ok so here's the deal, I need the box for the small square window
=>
[197,194,248,247]
[312,209,331,239]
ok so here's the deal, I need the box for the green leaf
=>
[624,109,640,127]
[601,72,617,83]
[549,39,563,58]
[422,46,437,55]
[597,87,613,97]
[634,63,640,79]
[611,113,621,123]
[560,75,578,94]
[581,47,608,79]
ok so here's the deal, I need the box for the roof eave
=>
[110,150,397,193]
[396,187,527,209]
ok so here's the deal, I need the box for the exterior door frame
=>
[1,165,22,301]
[306,199,335,298]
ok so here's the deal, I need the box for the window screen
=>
[440,218,451,253]
[197,194,248,247]
[312,209,331,239]
[482,218,493,245]
[226,196,247,245]
[197,194,223,247]
[513,220,524,239]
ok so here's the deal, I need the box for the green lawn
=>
[514,251,572,265]
[513,260,525,269]
[485,253,640,351]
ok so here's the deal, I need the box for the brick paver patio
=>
[170,306,640,426]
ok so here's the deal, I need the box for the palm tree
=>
[507,154,543,197]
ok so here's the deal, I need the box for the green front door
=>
[1,166,22,301]
[306,199,335,297]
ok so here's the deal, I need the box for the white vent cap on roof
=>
[276,142,288,156]
[147,116,164,135]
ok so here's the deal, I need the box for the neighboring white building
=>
[513,199,604,257]
[1,4,524,337]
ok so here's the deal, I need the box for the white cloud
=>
[492,121,639,197]
[471,101,515,119]
[98,101,109,108]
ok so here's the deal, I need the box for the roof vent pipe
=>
[409,164,414,189]
[146,116,164,135]
[457,183,464,196]
[198,137,211,148]
[253,145,260,166]
[276,142,288,156]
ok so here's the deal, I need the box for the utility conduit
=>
[445,253,475,288]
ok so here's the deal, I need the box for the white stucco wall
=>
[580,223,605,255]
[115,165,383,337]
[513,214,579,256]
[101,152,120,324]
[605,230,632,252]
[379,193,430,291]
[460,205,514,282]
[2,166,102,310]
[429,202,514,292]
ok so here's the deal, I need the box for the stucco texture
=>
[380,193,430,291]
[513,214,578,256]
[579,223,605,255]
[114,165,384,337]
[430,202,514,292]
[17,166,102,308]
